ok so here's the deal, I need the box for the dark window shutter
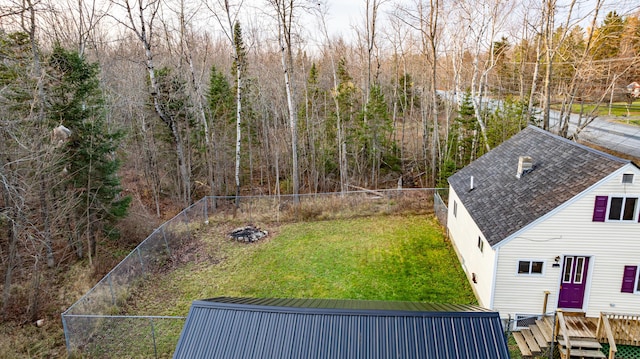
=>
[593,196,608,222]
[621,266,638,293]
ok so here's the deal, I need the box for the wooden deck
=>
[513,311,640,359]
[514,313,604,359]
[563,314,598,338]
[514,312,640,359]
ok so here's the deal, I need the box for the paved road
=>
[578,120,640,159]
[547,111,640,159]
[436,91,640,159]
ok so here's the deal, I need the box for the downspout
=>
[490,246,500,310]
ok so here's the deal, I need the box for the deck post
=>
[542,290,550,314]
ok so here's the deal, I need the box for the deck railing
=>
[597,312,640,347]
[554,310,572,357]
[596,313,618,359]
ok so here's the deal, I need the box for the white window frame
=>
[622,173,634,184]
[573,256,586,284]
[562,256,574,283]
[516,260,545,276]
[453,200,457,218]
[606,194,639,222]
[636,266,640,294]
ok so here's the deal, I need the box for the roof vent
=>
[470,176,474,191]
[516,156,533,179]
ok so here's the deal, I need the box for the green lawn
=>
[131,214,476,317]
[97,214,477,357]
[558,102,640,118]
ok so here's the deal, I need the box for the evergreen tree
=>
[454,91,480,167]
[208,65,234,122]
[48,46,130,261]
[592,11,625,60]
[359,84,398,186]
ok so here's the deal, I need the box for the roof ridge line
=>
[526,125,630,164]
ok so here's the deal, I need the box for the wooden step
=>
[558,347,606,359]
[513,331,532,357]
[530,325,549,349]
[536,318,554,342]
[521,328,542,355]
[557,337,602,350]
[543,315,555,327]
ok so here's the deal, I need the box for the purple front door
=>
[558,256,589,309]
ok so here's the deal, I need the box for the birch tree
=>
[268,0,301,201]
[205,0,246,202]
[111,0,192,205]
[313,1,348,193]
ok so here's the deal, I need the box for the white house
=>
[447,126,640,323]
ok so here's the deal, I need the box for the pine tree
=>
[592,11,625,60]
[208,65,234,122]
[48,46,130,262]
[359,85,398,186]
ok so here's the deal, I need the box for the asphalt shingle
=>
[448,126,631,246]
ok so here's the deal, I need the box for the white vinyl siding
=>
[492,165,640,318]
[447,188,496,308]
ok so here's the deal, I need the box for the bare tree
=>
[267,0,301,202]
[454,0,512,152]
[110,0,191,205]
[313,1,348,193]
[205,0,245,202]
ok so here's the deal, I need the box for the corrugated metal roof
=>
[173,297,510,359]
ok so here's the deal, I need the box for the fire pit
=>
[228,226,268,243]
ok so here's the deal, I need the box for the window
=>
[593,195,640,222]
[563,257,574,282]
[608,196,638,221]
[574,257,585,284]
[623,174,634,184]
[477,237,484,252]
[518,260,544,275]
[453,201,457,218]
[621,265,640,293]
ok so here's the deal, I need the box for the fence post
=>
[150,318,158,359]
[108,273,115,306]
[61,313,71,355]
[204,197,208,223]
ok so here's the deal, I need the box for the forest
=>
[1,0,640,335]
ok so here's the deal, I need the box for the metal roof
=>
[173,297,510,359]
[448,125,631,246]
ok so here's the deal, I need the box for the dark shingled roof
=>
[448,126,631,246]
[173,297,509,359]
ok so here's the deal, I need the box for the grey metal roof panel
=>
[448,126,631,246]
[173,297,509,359]
[200,296,491,314]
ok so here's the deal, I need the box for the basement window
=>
[517,260,544,275]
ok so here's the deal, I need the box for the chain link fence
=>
[61,189,443,357]
[434,188,448,226]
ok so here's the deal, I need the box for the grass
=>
[130,214,476,317]
[556,102,640,118]
[82,214,477,357]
